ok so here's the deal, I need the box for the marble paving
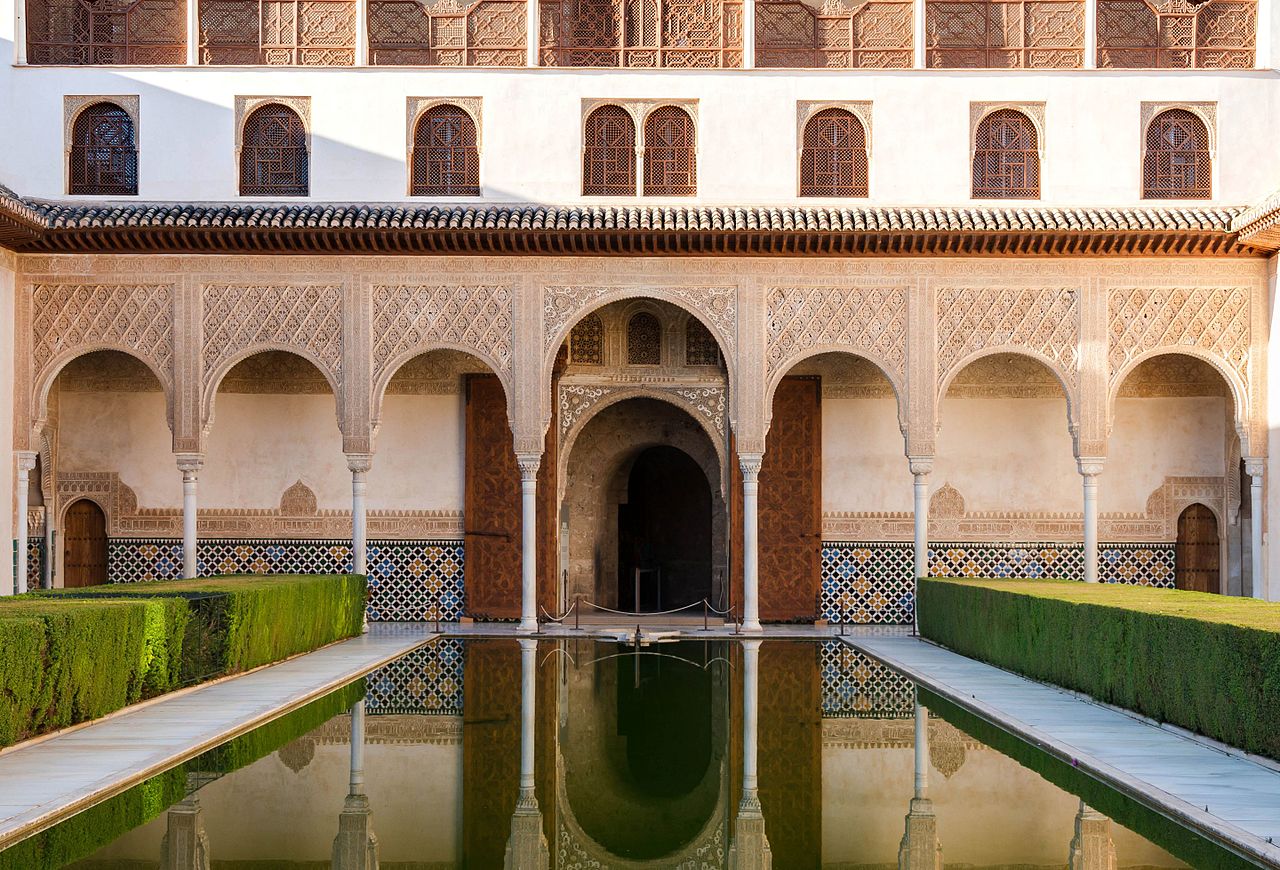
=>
[0,624,434,850]
[849,634,1280,869]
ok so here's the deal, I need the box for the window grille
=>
[368,0,526,65]
[1097,0,1254,68]
[26,0,185,64]
[643,107,696,197]
[685,318,720,366]
[627,313,661,365]
[570,313,604,364]
[971,109,1039,199]
[411,106,480,196]
[925,0,1083,68]
[69,103,139,196]
[755,0,912,68]
[799,108,868,197]
[199,0,355,64]
[539,0,742,67]
[583,106,637,196]
[239,104,309,197]
[1143,109,1211,199]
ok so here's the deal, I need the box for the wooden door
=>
[1176,503,1220,593]
[464,374,522,619]
[758,377,822,621]
[63,499,107,588]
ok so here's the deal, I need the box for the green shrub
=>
[919,578,1280,762]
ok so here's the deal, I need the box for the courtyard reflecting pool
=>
[2,637,1230,868]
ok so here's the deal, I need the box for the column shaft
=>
[186,0,199,64]
[1082,0,1097,68]
[1247,459,1265,598]
[14,453,35,595]
[740,454,763,632]
[909,457,932,632]
[518,456,540,632]
[1079,459,1103,583]
[354,0,368,64]
[350,699,366,794]
[741,0,755,68]
[178,455,203,580]
[526,0,540,65]
[519,638,537,796]
[348,456,371,576]
[742,640,761,796]
[913,700,928,798]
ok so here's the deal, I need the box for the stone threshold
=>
[846,634,1280,869]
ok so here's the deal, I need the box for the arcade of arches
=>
[7,255,1272,622]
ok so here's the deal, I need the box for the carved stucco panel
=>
[764,285,907,389]
[542,285,737,358]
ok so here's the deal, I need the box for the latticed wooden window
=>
[368,0,525,65]
[1097,0,1255,68]
[800,109,868,197]
[583,106,637,196]
[411,106,480,196]
[26,0,185,63]
[69,103,138,196]
[756,0,913,67]
[643,107,696,197]
[570,313,604,364]
[685,318,720,366]
[540,0,742,67]
[925,0,1083,68]
[240,104,309,197]
[972,109,1039,199]
[199,0,355,64]
[627,313,661,365]
[1143,110,1211,199]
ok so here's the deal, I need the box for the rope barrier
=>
[538,596,735,626]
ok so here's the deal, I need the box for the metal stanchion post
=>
[574,595,580,631]
[703,599,709,632]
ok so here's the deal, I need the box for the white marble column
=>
[1078,458,1104,583]
[185,0,199,64]
[1082,0,1097,68]
[332,700,379,870]
[353,0,368,65]
[1246,458,1265,599]
[177,454,203,580]
[909,457,932,632]
[43,505,54,589]
[741,0,756,68]
[525,0,539,65]
[517,455,541,632]
[348,455,371,576]
[740,454,764,632]
[504,638,548,869]
[729,639,771,870]
[13,452,36,596]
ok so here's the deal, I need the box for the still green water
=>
[1,638,1230,868]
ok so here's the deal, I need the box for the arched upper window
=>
[583,106,637,196]
[69,103,138,196]
[685,318,720,366]
[411,105,480,196]
[971,109,1040,199]
[27,0,184,64]
[570,313,604,364]
[799,108,868,197]
[239,104,309,197]
[643,107,696,197]
[627,313,662,365]
[1143,109,1211,200]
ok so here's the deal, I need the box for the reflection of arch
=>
[202,346,341,434]
[1108,348,1245,444]
[938,347,1078,432]
[765,346,907,433]
[371,343,514,428]
[33,345,174,433]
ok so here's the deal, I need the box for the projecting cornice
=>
[0,183,1270,256]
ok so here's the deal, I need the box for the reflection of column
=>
[898,700,942,870]
[504,638,548,869]
[740,454,764,632]
[14,452,36,595]
[177,454,203,580]
[160,794,210,870]
[909,457,932,631]
[1078,458,1104,583]
[1067,800,1117,870]
[348,454,371,575]
[729,640,772,869]
[1246,458,1265,598]
[517,455,540,633]
[332,700,379,870]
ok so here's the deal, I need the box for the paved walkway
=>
[849,635,1280,869]
[0,624,433,850]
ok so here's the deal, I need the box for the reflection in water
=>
[7,638,1198,870]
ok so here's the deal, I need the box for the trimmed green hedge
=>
[1,575,365,747]
[919,578,1280,762]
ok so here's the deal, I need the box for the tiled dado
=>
[107,538,465,622]
[365,639,465,716]
[821,541,1177,625]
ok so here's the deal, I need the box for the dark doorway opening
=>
[1176,503,1220,594]
[63,499,108,588]
[618,446,713,612]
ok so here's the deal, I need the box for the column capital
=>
[346,453,373,474]
[516,453,541,480]
[908,455,934,476]
[1245,456,1266,478]
[175,452,205,474]
[15,450,37,473]
[1076,456,1105,478]
[739,453,763,480]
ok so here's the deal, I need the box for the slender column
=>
[43,506,54,589]
[177,454,204,580]
[909,457,931,632]
[518,638,537,799]
[13,453,36,596]
[1078,458,1103,583]
[729,639,771,869]
[347,455,371,576]
[740,454,764,632]
[517,455,541,632]
[741,0,755,68]
[185,0,199,64]
[350,699,366,795]
[912,0,926,67]
[503,637,548,869]
[1246,458,1265,598]
[332,699,378,870]
[1082,0,1096,68]
[354,0,368,64]
[526,0,539,65]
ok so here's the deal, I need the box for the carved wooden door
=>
[758,377,821,621]
[464,374,522,618]
[63,499,108,588]
[1175,503,1220,594]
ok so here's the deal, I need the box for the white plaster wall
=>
[57,391,176,508]
[0,261,13,595]
[1105,397,1228,515]
[822,396,911,514]
[0,63,1275,206]
[369,393,465,511]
